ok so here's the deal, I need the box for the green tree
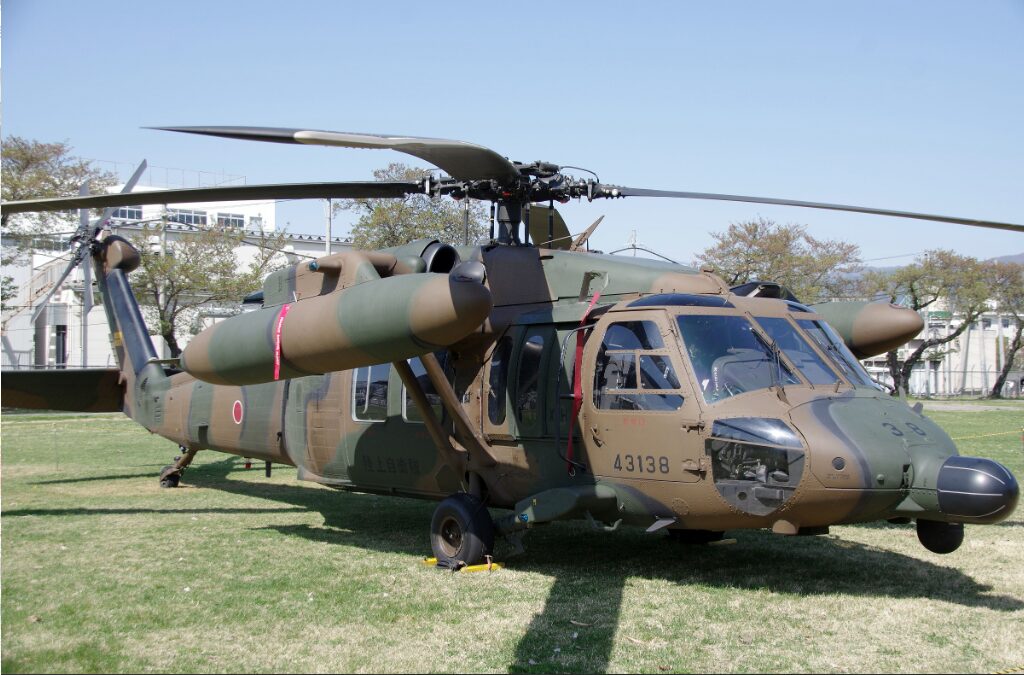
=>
[129,225,287,357]
[859,250,992,396]
[340,163,488,249]
[1,137,116,310]
[987,261,1024,398]
[695,218,861,303]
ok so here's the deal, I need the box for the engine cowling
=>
[180,270,491,386]
[811,300,924,359]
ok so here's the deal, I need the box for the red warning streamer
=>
[567,292,601,474]
[273,303,291,381]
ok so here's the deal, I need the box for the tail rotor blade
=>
[30,256,80,324]
[32,160,150,324]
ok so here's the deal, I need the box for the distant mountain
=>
[989,252,1024,265]
[859,251,1024,275]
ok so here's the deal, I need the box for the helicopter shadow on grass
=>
[179,457,1024,673]
[30,471,165,485]
[2,506,308,518]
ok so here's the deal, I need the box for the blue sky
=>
[3,0,1023,265]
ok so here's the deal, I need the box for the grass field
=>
[2,406,1022,673]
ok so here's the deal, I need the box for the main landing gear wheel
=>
[917,519,964,554]
[667,529,725,545]
[430,493,494,568]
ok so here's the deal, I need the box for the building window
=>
[112,206,143,221]
[167,209,207,227]
[217,213,245,228]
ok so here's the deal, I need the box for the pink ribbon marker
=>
[273,303,291,380]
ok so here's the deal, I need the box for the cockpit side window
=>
[602,321,664,350]
[594,320,683,412]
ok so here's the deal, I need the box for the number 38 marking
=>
[882,422,928,438]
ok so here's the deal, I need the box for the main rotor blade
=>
[607,186,1024,233]
[2,181,422,215]
[152,126,522,184]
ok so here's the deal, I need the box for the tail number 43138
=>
[614,454,670,474]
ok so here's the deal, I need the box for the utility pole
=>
[158,207,168,359]
[324,199,333,255]
[79,184,91,368]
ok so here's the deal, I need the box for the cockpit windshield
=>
[753,317,841,385]
[676,315,799,403]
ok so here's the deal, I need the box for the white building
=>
[862,304,1023,398]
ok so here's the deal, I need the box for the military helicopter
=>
[2,126,1021,569]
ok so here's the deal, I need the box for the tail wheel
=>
[917,519,964,554]
[430,493,494,568]
[667,529,725,545]
[158,465,181,489]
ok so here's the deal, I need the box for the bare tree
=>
[860,250,991,396]
[695,218,861,303]
[340,163,488,249]
[987,261,1024,398]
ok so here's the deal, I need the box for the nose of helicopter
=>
[933,455,1019,523]
[788,394,1019,530]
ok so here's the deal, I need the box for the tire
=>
[917,519,964,554]
[667,529,725,545]
[159,465,180,489]
[430,494,494,568]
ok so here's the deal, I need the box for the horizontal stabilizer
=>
[1,368,124,412]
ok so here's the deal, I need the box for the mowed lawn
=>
[2,404,1022,673]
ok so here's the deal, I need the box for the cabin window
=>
[488,336,512,425]
[353,363,390,422]
[516,332,546,429]
[594,320,684,411]
[403,356,444,423]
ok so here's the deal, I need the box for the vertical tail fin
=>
[94,235,170,427]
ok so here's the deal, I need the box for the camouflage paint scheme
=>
[39,233,1010,551]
